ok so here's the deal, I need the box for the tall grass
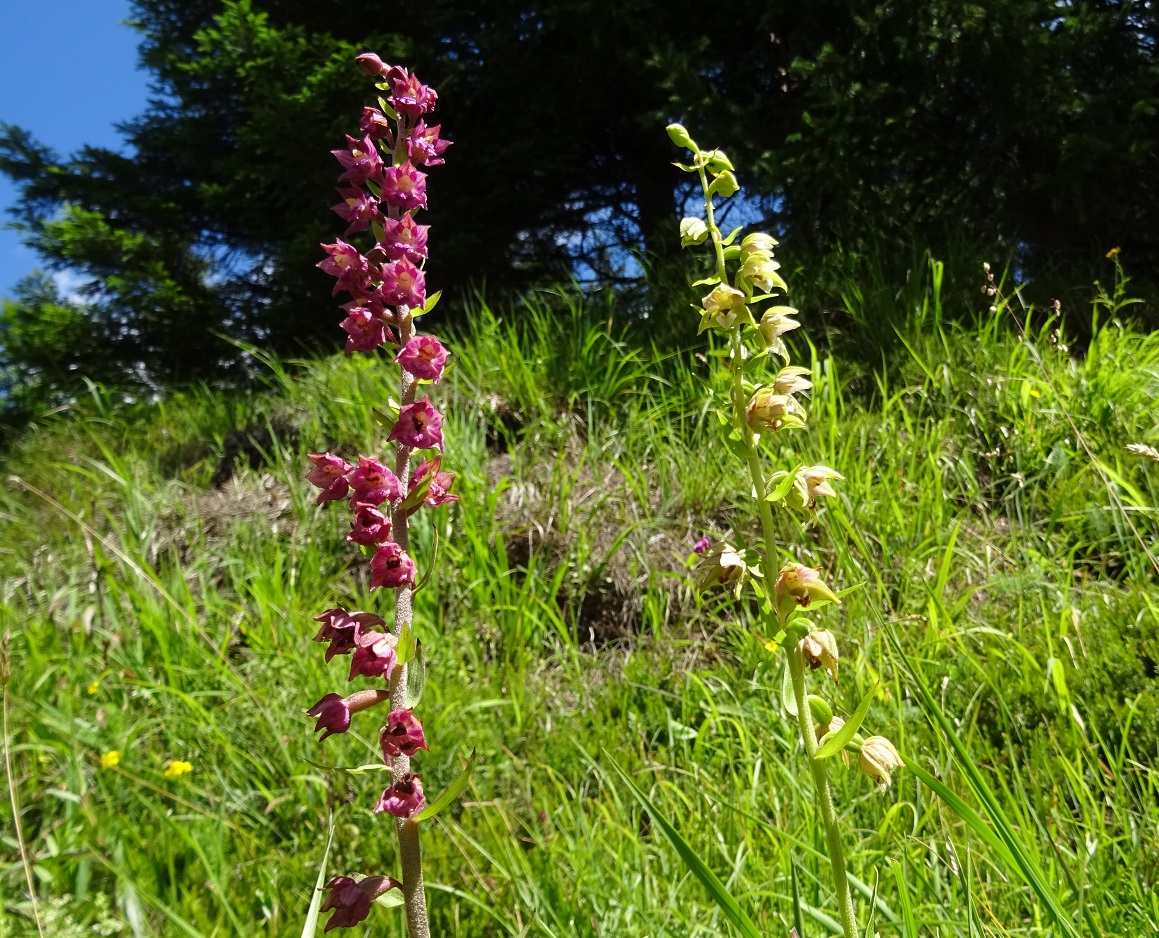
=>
[1,274,1157,936]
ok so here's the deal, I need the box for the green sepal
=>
[766,465,805,503]
[399,470,433,513]
[375,891,405,909]
[723,245,743,261]
[414,749,477,821]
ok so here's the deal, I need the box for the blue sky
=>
[0,1,149,300]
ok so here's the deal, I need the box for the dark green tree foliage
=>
[1,0,1156,406]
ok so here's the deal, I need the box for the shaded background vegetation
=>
[2,0,1158,411]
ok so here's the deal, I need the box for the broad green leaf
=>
[816,681,878,759]
[414,749,477,821]
[607,753,763,938]
[300,814,336,938]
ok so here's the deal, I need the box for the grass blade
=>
[884,622,1086,938]
[301,814,336,938]
[606,752,763,938]
[415,749,477,821]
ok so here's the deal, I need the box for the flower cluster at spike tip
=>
[309,54,456,934]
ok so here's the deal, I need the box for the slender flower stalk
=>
[306,53,456,936]
[670,122,902,938]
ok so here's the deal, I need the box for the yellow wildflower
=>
[100,751,121,769]
[164,760,193,780]
[1106,246,1121,258]
[87,680,100,695]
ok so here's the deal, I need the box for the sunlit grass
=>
[2,274,1158,936]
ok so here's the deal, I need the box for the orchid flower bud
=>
[741,232,779,257]
[666,123,696,150]
[373,773,426,818]
[799,629,840,682]
[859,736,903,791]
[680,217,710,247]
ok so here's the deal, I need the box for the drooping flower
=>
[379,214,429,263]
[331,187,382,235]
[348,456,402,506]
[747,389,806,433]
[859,736,903,791]
[349,630,399,681]
[381,162,428,211]
[339,308,389,353]
[313,608,386,661]
[773,563,840,620]
[388,71,438,117]
[382,259,426,309]
[408,456,458,507]
[815,714,845,745]
[738,252,788,295]
[349,503,393,546]
[380,708,429,758]
[695,544,750,594]
[388,397,444,451]
[757,306,801,358]
[319,875,401,932]
[799,629,840,682]
[406,120,451,166]
[359,106,393,141]
[306,453,354,503]
[772,366,813,396]
[370,541,417,590]
[799,466,844,503]
[396,335,448,382]
[700,284,747,330]
[318,240,370,296]
[332,134,384,185]
[307,688,391,740]
[373,773,426,818]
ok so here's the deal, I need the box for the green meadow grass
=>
[2,267,1158,937]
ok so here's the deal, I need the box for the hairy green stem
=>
[389,308,430,938]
